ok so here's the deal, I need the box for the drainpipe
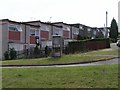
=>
[25,24,26,50]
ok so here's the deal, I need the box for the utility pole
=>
[106,11,108,28]
[49,17,52,23]
[105,11,108,38]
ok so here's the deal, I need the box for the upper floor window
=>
[30,29,39,36]
[30,29,35,36]
[9,24,22,32]
[94,31,96,35]
[40,25,49,31]
[73,29,79,34]
[80,26,83,30]
[35,30,39,36]
[63,27,70,31]
[87,28,91,32]
[97,29,100,32]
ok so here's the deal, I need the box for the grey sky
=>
[0,0,119,27]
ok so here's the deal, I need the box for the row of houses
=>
[0,19,109,60]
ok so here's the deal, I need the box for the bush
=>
[34,45,40,57]
[4,51,9,60]
[77,35,90,40]
[9,48,17,60]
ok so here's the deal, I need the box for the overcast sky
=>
[0,0,119,27]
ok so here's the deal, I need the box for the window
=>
[97,29,100,32]
[87,28,91,32]
[73,29,79,34]
[30,29,35,36]
[53,29,62,36]
[35,30,39,36]
[94,31,96,35]
[80,26,83,30]
[63,27,70,31]
[9,24,22,32]
[41,25,49,31]
[30,29,39,36]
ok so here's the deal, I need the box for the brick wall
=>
[9,31,21,41]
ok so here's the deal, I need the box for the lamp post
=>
[105,11,108,38]
[106,11,108,28]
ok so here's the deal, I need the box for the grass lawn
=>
[1,49,119,65]
[2,64,119,88]
[85,49,119,55]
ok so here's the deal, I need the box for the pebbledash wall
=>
[0,19,109,60]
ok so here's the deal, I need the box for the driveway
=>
[110,43,119,50]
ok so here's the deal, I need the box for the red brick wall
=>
[30,36,36,44]
[9,31,20,41]
[63,31,69,39]
[41,31,49,40]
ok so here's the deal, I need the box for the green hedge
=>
[68,38,110,53]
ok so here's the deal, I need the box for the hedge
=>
[68,38,110,53]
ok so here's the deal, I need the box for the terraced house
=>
[0,19,40,60]
[0,19,109,60]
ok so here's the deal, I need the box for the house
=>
[0,19,110,60]
[70,24,79,40]
[71,23,92,38]
[52,22,71,38]
[0,19,40,60]
[24,20,63,48]
[52,22,72,46]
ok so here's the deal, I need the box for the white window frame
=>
[73,29,79,35]
[87,28,91,32]
[35,30,39,36]
[40,25,49,31]
[80,26,83,30]
[9,24,22,32]
[30,29,35,36]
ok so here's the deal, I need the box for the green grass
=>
[2,55,115,65]
[2,49,119,65]
[84,49,119,55]
[2,64,119,88]
[1,49,118,65]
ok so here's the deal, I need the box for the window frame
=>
[9,24,22,32]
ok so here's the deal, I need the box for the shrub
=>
[9,48,17,60]
[4,51,9,60]
[34,45,40,57]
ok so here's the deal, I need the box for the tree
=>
[109,18,118,42]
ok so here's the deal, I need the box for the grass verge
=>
[1,49,119,65]
[2,64,119,88]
